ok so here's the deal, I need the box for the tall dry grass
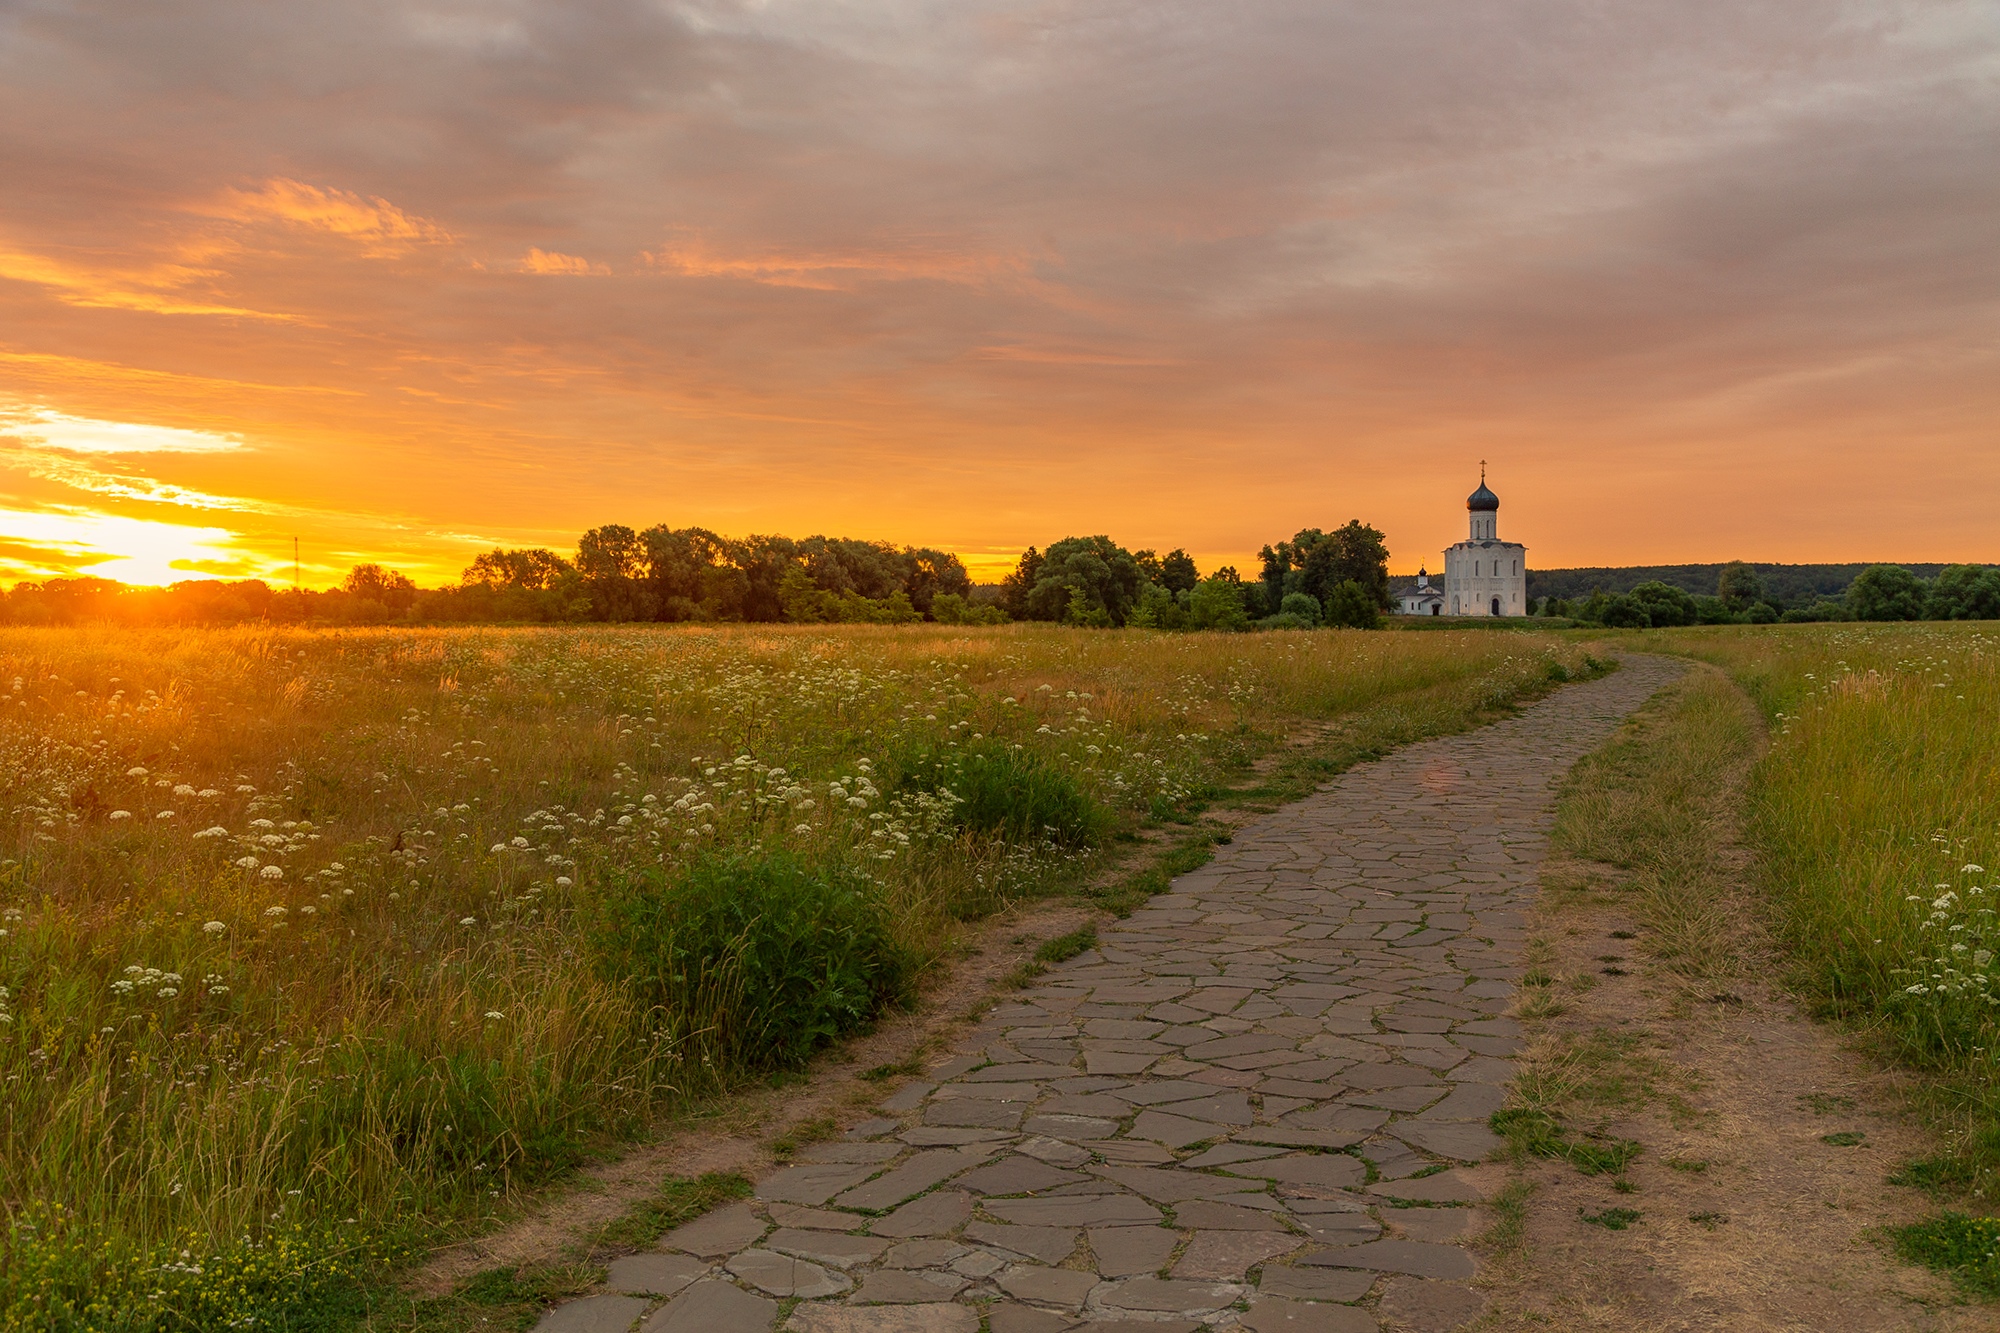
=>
[0,621,1594,1319]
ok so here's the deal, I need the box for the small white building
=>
[1398,568,1447,616]
[1443,470,1528,616]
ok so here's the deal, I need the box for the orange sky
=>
[1,0,1995,588]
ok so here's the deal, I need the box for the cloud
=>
[0,0,1993,572]
[0,402,244,455]
[209,178,454,253]
[520,248,609,275]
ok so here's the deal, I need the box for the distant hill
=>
[1523,562,1975,604]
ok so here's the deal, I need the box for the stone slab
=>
[660,1202,768,1258]
[1239,1296,1379,1332]
[725,1248,851,1298]
[604,1253,707,1296]
[786,1302,978,1333]
[869,1189,973,1237]
[641,1279,777,1333]
[1171,1230,1299,1279]
[1089,1225,1179,1277]
[533,1294,649,1333]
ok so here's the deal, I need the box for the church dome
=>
[1467,480,1499,512]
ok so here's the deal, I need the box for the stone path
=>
[536,655,1684,1333]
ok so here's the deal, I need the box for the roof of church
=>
[1467,480,1499,512]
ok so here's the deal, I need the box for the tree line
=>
[1000,523,1391,630]
[1542,561,2000,628]
[0,518,1398,631]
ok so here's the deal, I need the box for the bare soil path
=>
[1475,666,1982,1332]
[516,655,1687,1333]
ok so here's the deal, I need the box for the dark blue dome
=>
[1467,480,1499,512]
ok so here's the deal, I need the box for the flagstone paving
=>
[535,655,1683,1333]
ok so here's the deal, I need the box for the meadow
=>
[0,621,1598,1328]
[1641,621,2000,1195]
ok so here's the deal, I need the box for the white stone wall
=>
[1444,541,1527,616]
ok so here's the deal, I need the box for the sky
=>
[0,0,1995,588]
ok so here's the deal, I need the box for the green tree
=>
[1023,536,1146,626]
[1322,580,1382,629]
[1925,565,2000,621]
[342,563,417,612]
[1846,565,1925,621]
[1716,561,1764,612]
[576,524,655,621]
[1628,580,1697,627]
[1001,546,1044,620]
[1185,576,1249,631]
[1160,549,1200,594]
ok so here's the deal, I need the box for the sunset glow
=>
[1,1,1994,587]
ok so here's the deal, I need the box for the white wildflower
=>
[236,856,260,869]
[202,921,227,935]
[156,810,175,820]
[109,810,132,820]
[126,766,148,778]
[483,1011,505,1020]
[193,826,229,839]
[264,905,286,918]
[259,865,284,880]
[459,916,476,926]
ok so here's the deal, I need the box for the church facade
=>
[1443,471,1528,616]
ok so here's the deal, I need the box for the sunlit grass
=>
[0,621,1594,1324]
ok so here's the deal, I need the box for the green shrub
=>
[897,738,1107,846]
[1278,592,1322,625]
[593,851,914,1072]
[1322,579,1381,629]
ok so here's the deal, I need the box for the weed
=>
[1820,1131,1867,1147]
[1035,924,1099,965]
[1666,1157,1708,1173]
[771,1118,840,1159]
[1688,1211,1727,1230]
[1492,1108,1642,1176]
[1613,1178,1638,1194]
[1891,1157,1976,1194]
[1480,1177,1535,1252]
[1580,1206,1642,1230]
[859,1056,924,1082]
[1798,1093,1855,1115]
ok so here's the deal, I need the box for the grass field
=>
[1642,622,2000,1199]
[0,622,1600,1329]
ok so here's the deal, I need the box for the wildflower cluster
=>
[1897,861,2000,1014]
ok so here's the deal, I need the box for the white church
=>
[1397,469,1529,617]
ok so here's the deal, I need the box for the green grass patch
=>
[1491,1107,1642,1176]
[588,1172,753,1253]
[1579,1206,1642,1230]
[1891,1211,2000,1298]
[593,850,916,1073]
[896,737,1109,846]
[1034,924,1099,965]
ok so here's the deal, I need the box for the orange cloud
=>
[644,235,1027,290]
[519,248,610,275]
[0,244,287,319]
[208,178,453,254]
